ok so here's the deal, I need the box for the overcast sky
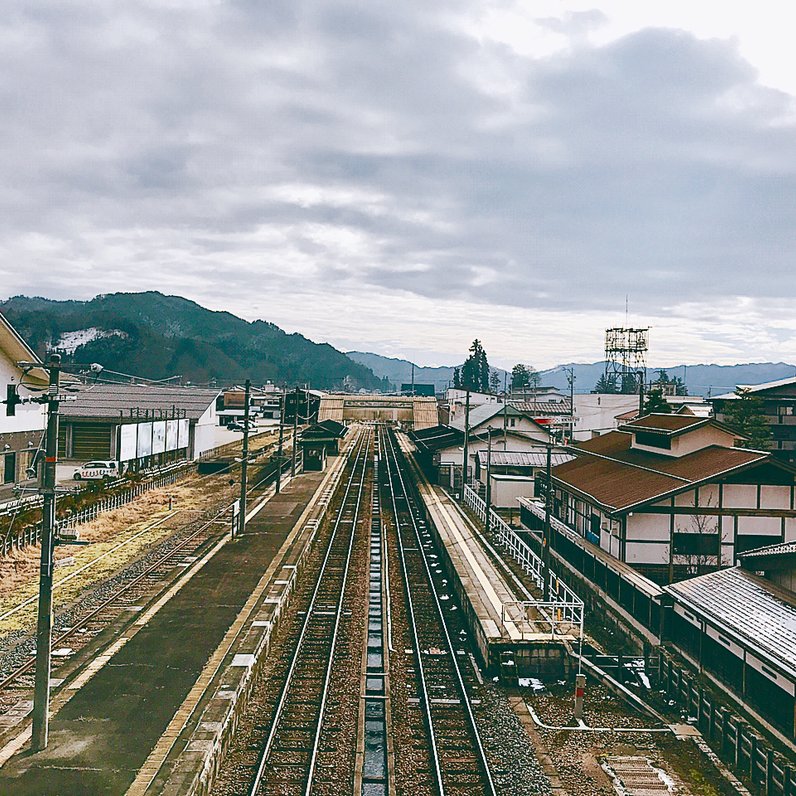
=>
[2,1,796,369]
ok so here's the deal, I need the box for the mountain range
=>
[0,293,386,390]
[2,292,793,397]
[347,351,796,398]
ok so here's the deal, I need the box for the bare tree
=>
[673,495,725,578]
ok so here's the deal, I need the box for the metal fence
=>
[462,484,584,641]
[0,463,190,557]
[660,652,795,796]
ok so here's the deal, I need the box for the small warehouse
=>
[58,383,222,465]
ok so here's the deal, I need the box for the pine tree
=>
[643,389,671,414]
[460,339,490,392]
[453,367,461,389]
[489,369,500,394]
[594,374,618,394]
[724,388,772,450]
[511,364,529,390]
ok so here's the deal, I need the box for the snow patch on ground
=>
[50,328,127,354]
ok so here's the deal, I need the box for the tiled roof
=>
[60,383,219,421]
[620,413,706,433]
[476,450,574,468]
[666,568,796,675]
[555,431,768,512]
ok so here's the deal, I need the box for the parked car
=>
[73,461,120,481]
[227,420,255,432]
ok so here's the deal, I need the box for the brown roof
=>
[620,413,706,433]
[556,431,769,513]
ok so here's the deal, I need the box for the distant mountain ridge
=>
[348,351,796,397]
[1,292,385,390]
[346,351,509,393]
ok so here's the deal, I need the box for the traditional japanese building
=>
[543,413,796,583]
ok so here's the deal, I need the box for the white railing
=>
[501,599,584,640]
[462,483,584,641]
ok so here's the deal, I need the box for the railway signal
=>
[5,383,21,416]
[30,353,61,751]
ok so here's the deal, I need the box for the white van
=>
[73,461,120,481]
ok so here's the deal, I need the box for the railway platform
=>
[397,433,580,676]
[0,445,352,796]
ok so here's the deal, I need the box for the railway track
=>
[247,426,372,796]
[0,451,291,711]
[382,426,497,796]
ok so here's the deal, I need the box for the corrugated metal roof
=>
[476,450,574,468]
[666,568,796,675]
[60,383,219,421]
[738,541,796,560]
[509,400,572,415]
[410,425,463,453]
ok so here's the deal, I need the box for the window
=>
[673,532,718,556]
[635,431,671,450]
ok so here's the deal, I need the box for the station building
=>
[544,414,796,583]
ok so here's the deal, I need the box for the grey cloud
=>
[1,1,796,332]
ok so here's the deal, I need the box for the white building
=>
[0,315,48,488]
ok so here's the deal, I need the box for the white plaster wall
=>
[785,518,796,542]
[0,354,46,434]
[760,485,791,510]
[737,516,782,536]
[627,513,670,541]
[572,394,638,440]
[625,541,669,565]
[670,425,739,456]
[723,484,758,509]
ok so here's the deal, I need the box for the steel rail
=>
[0,455,290,693]
[0,501,234,692]
[247,426,372,796]
[383,427,497,796]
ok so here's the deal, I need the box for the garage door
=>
[72,424,112,460]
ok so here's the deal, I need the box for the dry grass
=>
[0,473,239,636]
[0,430,282,636]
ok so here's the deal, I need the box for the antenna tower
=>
[604,327,649,393]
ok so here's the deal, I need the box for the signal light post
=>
[31,354,61,751]
[236,379,251,539]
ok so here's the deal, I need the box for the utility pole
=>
[32,354,61,751]
[565,367,575,442]
[236,379,251,539]
[461,388,470,498]
[484,427,493,534]
[411,362,415,396]
[542,440,552,601]
[637,369,645,417]
[291,386,300,477]
[276,387,285,494]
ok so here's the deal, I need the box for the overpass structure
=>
[318,394,438,429]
